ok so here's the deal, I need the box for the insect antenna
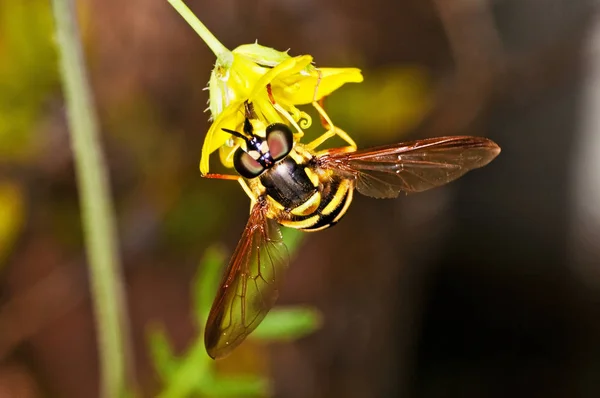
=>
[222,101,260,151]
[221,127,249,143]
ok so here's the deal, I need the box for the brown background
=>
[2,0,600,397]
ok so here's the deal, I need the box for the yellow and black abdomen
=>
[260,155,354,232]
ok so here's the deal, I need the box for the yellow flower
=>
[203,44,362,174]
[167,0,363,175]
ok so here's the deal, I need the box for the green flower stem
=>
[50,1,132,397]
[168,0,233,66]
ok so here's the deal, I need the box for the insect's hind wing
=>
[204,200,289,359]
[318,136,500,199]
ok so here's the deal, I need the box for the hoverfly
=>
[202,87,500,359]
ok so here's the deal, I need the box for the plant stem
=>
[50,1,132,397]
[168,0,233,65]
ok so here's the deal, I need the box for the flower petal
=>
[273,67,363,104]
[248,55,314,101]
[200,99,245,175]
[209,55,270,117]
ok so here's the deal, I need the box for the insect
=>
[201,88,500,359]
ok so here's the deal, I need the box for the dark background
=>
[1,0,600,397]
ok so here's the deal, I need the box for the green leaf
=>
[156,339,213,398]
[251,306,321,342]
[193,245,228,325]
[147,326,179,381]
[0,0,59,162]
[201,374,270,398]
[280,227,304,256]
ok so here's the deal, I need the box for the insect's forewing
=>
[319,136,500,198]
[204,200,288,359]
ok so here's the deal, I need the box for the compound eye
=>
[234,148,265,179]
[266,123,293,161]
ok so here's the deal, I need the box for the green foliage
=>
[0,0,59,265]
[252,306,322,342]
[149,228,321,398]
[0,0,59,161]
[193,244,228,326]
[326,66,432,141]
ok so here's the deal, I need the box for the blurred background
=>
[1,0,600,396]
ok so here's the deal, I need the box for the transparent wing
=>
[319,136,500,198]
[204,200,289,359]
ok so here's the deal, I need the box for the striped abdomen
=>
[259,156,354,232]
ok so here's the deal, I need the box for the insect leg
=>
[307,99,357,151]
[202,174,257,203]
[202,173,241,181]
[266,84,305,139]
[306,69,357,151]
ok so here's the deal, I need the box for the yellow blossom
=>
[205,48,362,174]
[167,0,363,175]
